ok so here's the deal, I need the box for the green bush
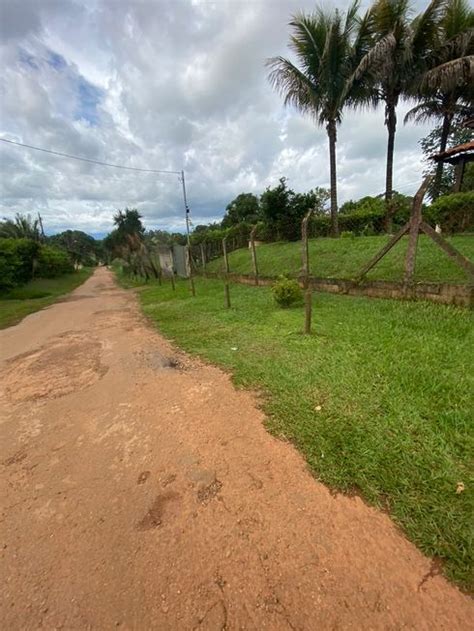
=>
[271,276,303,308]
[254,221,275,242]
[427,192,474,233]
[36,245,74,278]
[340,230,355,238]
[0,238,40,292]
[309,209,388,238]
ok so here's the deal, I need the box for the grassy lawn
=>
[0,268,93,329]
[205,234,474,284]
[123,273,473,589]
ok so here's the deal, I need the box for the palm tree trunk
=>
[432,112,452,201]
[327,120,339,237]
[384,101,397,232]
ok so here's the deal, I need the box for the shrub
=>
[254,221,275,242]
[340,230,355,238]
[0,238,39,292]
[272,276,303,308]
[427,192,474,233]
[36,245,74,278]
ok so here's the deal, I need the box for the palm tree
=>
[267,1,375,237]
[0,213,41,240]
[405,0,474,199]
[352,0,444,223]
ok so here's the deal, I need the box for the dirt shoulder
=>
[1,267,472,629]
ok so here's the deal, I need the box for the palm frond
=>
[407,0,445,62]
[403,100,445,124]
[344,0,361,39]
[443,0,474,40]
[266,56,319,117]
[353,32,397,81]
[422,54,474,90]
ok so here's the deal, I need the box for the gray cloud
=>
[1,0,433,235]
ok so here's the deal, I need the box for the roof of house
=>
[431,140,474,164]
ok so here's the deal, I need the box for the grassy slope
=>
[128,275,473,588]
[205,234,474,283]
[0,268,93,329]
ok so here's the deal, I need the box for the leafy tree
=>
[267,1,375,236]
[260,178,330,241]
[113,208,145,239]
[104,208,145,262]
[405,0,474,199]
[0,213,41,241]
[353,0,445,215]
[260,178,294,240]
[340,195,386,214]
[49,230,98,266]
[340,191,411,214]
[222,193,260,227]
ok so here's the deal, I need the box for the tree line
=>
[0,214,104,292]
[267,0,473,236]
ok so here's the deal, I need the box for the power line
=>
[0,137,181,175]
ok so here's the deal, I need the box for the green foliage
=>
[267,1,376,232]
[36,245,74,278]
[271,276,303,307]
[428,191,474,233]
[104,208,146,261]
[48,230,99,266]
[222,193,259,227]
[113,207,144,237]
[146,229,187,247]
[0,238,40,292]
[340,196,385,214]
[340,231,355,239]
[253,221,274,242]
[311,208,389,237]
[0,213,41,241]
[260,178,330,241]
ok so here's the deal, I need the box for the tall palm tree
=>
[267,1,375,237]
[0,213,41,241]
[352,0,444,223]
[405,0,474,199]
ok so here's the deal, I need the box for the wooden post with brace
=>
[301,209,313,334]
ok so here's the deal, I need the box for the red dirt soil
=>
[0,267,472,629]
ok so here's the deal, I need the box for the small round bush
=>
[271,276,303,308]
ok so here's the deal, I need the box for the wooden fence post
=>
[301,209,313,334]
[222,237,231,308]
[250,225,259,286]
[200,242,206,275]
[186,245,196,296]
[404,176,431,285]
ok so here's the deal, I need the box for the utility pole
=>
[180,170,195,296]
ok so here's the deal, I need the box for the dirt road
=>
[0,267,472,630]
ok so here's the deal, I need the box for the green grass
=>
[0,268,93,329]
[205,234,474,284]
[124,273,473,589]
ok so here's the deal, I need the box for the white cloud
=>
[1,0,433,235]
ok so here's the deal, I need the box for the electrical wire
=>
[0,137,181,175]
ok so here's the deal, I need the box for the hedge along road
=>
[0,267,472,630]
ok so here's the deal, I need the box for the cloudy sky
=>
[0,0,432,236]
